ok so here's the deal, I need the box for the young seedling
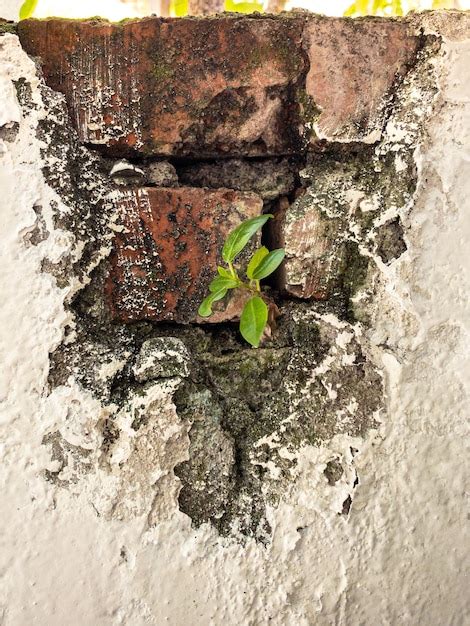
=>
[198,214,285,348]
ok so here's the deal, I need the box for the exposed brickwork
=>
[106,187,263,323]
[16,14,423,316]
[304,17,421,142]
[275,197,346,300]
[18,15,420,156]
[18,15,306,157]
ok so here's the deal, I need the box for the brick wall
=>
[17,14,422,324]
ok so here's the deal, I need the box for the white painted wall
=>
[0,0,21,20]
[0,14,469,626]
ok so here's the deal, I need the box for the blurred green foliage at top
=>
[345,0,457,16]
[223,0,264,12]
[19,0,461,21]
[20,0,39,19]
[170,0,263,14]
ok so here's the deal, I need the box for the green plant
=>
[344,0,403,16]
[170,0,263,15]
[19,0,38,19]
[343,0,456,16]
[198,214,285,348]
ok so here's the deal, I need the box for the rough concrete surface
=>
[0,12,469,626]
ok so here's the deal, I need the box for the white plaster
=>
[109,160,145,177]
[0,19,469,626]
[0,0,22,20]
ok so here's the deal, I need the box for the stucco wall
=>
[0,12,469,626]
[0,1,21,20]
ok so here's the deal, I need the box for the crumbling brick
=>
[17,15,421,156]
[106,187,263,323]
[303,17,420,142]
[275,196,346,300]
[18,15,306,157]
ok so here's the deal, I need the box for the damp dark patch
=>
[376,217,407,264]
[0,121,19,143]
[324,459,344,486]
[171,302,382,540]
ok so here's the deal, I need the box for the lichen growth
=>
[172,303,382,539]
[152,60,174,82]
[297,88,321,129]
[0,21,17,35]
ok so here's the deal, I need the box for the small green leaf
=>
[239,296,268,348]
[19,0,38,19]
[246,246,269,279]
[209,276,238,293]
[343,3,357,16]
[198,289,227,317]
[217,266,233,279]
[251,249,285,280]
[222,215,273,263]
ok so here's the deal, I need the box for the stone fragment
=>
[303,17,420,143]
[133,337,191,382]
[106,187,263,323]
[178,158,297,201]
[110,160,146,186]
[275,194,346,300]
[148,161,178,187]
[18,15,307,158]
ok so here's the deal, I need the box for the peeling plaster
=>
[0,13,469,625]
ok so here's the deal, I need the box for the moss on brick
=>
[0,20,17,35]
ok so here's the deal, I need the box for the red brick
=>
[304,17,420,143]
[18,16,421,154]
[18,16,306,158]
[275,197,346,300]
[106,187,263,323]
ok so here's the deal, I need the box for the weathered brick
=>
[106,187,263,323]
[18,15,421,154]
[275,196,346,300]
[303,17,420,143]
[18,15,306,158]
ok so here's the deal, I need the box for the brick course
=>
[16,15,423,319]
[18,15,420,155]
